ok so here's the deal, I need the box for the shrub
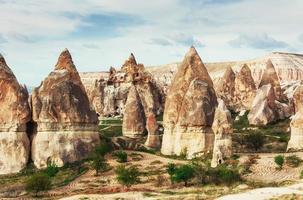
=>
[286,155,302,168]
[166,163,176,183]
[44,161,59,177]
[274,155,284,170]
[172,164,195,186]
[25,173,52,196]
[300,170,303,179]
[214,165,241,185]
[245,131,265,151]
[115,165,140,188]
[92,155,108,175]
[113,151,128,163]
[95,141,112,157]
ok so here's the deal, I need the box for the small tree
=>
[115,165,140,188]
[25,173,51,197]
[245,131,265,151]
[113,151,128,163]
[286,155,302,168]
[166,163,176,184]
[274,155,284,170]
[95,141,112,156]
[172,164,195,186]
[92,155,108,175]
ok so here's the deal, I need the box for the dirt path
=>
[217,182,303,200]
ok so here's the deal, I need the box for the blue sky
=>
[0,0,303,86]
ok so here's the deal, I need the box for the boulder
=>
[234,64,256,111]
[215,66,235,110]
[211,99,233,167]
[122,86,146,138]
[161,46,217,158]
[31,49,100,169]
[259,60,286,101]
[0,54,31,174]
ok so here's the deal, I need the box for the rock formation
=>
[161,46,217,158]
[287,85,303,151]
[259,60,285,101]
[122,86,146,138]
[0,54,31,174]
[215,66,235,110]
[31,49,100,169]
[234,64,256,111]
[211,99,233,168]
[144,112,161,148]
[248,84,278,125]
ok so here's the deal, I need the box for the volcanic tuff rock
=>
[31,49,100,169]
[215,66,236,110]
[234,64,256,111]
[211,99,233,168]
[259,60,285,101]
[144,112,161,148]
[161,46,217,158]
[287,85,303,151]
[122,86,146,138]
[0,54,31,174]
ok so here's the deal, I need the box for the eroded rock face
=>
[211,99,233,168]
[0,54,31,174]
[31,49,100,169]
[215,66,235,110]
[144,112,161,148]
[287,85,303,151]
[234,64,256,111]
[122,86,146,138]
[161,47,217,158]
[259,60,285,101]
[248,84,278,125]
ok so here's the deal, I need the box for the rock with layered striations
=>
[234,64,256,111]
[161,46,217,158]
[259,60,286,101]
[144,112,161,148]
[31,49,100,169]
[122,86,146,138]
[215,66,236,110]
[0,54,31,174]
[211,99,233,167]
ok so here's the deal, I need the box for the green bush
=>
[274,155,284,170]
[245,131,265,151]
[115,165,140,187]
[44,161,59,177]
[25,173,52,196]
[300,170,303,179]
[92,155,108,175]
[166,163,176,183]
[214,165,241,185]
[113,151,128,163]
[94,141,112,157]
[172,164,195,186]
[286,155,302,168]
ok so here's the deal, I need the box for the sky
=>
[0,0,303,86]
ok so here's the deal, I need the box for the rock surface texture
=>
[234,64,256,111]
[122,86,146,138]
[211,99,233,168]
[287,85,303,151]
[0,54,31,174]
[161,47,217,158]
[215,66,236,110]
[31,49,100,169]
[259,60,285,101]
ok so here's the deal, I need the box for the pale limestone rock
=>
[0,54,31,174]
[161,46,217,158]
[31,49,100,169]
[234,64,256,111]
[122,86,146,138]
[211,99,233,167]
